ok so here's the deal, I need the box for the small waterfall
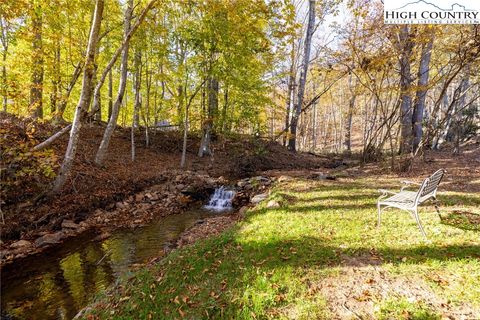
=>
[204,187,235,212]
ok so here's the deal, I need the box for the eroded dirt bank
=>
[1,114,329,265]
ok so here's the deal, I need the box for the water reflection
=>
[1,208,216,320]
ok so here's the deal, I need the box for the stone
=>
[149,193,160,201]
[134,219,142,224]
[252,176,269,182]
[135,194,144,202]
[35,233,63,247]
[94,232,111,241]
[251,193,268,204]
[10,240,33,249]
[266,200,280,209]
[61,220,79,229]
[244,184,253,191]
[115,202,126,209]
[308,172,337,180]
[238,206,249,217]
[278,176,291,183]
[237,180,248,188]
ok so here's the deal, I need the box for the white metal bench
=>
[377,169,445,238]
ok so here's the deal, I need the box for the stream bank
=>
[1,171,227,266]
[1,175,275,320]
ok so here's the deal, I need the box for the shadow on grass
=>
[234,236,480,271]
[440,210,480,232]
[125,233,480,319]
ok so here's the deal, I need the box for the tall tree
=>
[0,15,11,112]
[412,29,434,151]
[89,0,156,121]
[396,25,416,156]
[288,0,316,152]
[95,0,134,166]
[29,0,44,118]
[198,77,219,157]
[52,0,105,193]
[131,49,141,161]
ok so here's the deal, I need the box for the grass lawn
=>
[84,175,480,319]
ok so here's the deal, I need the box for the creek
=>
[1,188,236,320]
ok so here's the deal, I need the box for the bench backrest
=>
[416,169,445,204]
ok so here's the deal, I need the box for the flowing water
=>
[0,206,223,320]
[204,187,235,211]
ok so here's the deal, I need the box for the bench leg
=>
[412,208,427,239]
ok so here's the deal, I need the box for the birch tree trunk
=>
[1,48,6,112]
[412,33,434,151]
[288,0,315,152]
[90,0,156,119]
[0,18,8,112]
[52,0,104,193]
[131,49,142,161]
[53,62,82,124]
[107,69,113,121]
[284,37,295,147]
[95,0,134,166]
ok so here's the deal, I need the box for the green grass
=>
[377,298,441,320]
[84,176,480,319]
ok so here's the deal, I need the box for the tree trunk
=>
[53,62,82,124]
[2,48,7,112]
[220,85,228,132]
[412,32,434,151]
[52,0,104,193]
[181,79,205,167]
[29,1,44,119]
[288,0,315,152]
[131,49,142,161]
[92,45,102,121]
[398,25,415,156]
[344,95,355,153]
[95,0,134,166]
[0,18,8,112]
[50,42,61,115]
[434,90,451,149]
[181,89,189,168]
[453,69,470,154]
[144,58,151,146]
[107,69,113,121]
[198,77,218,157]
[283,37,295,147]
[90,0,156,120]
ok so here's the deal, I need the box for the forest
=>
[1,0,479,319]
